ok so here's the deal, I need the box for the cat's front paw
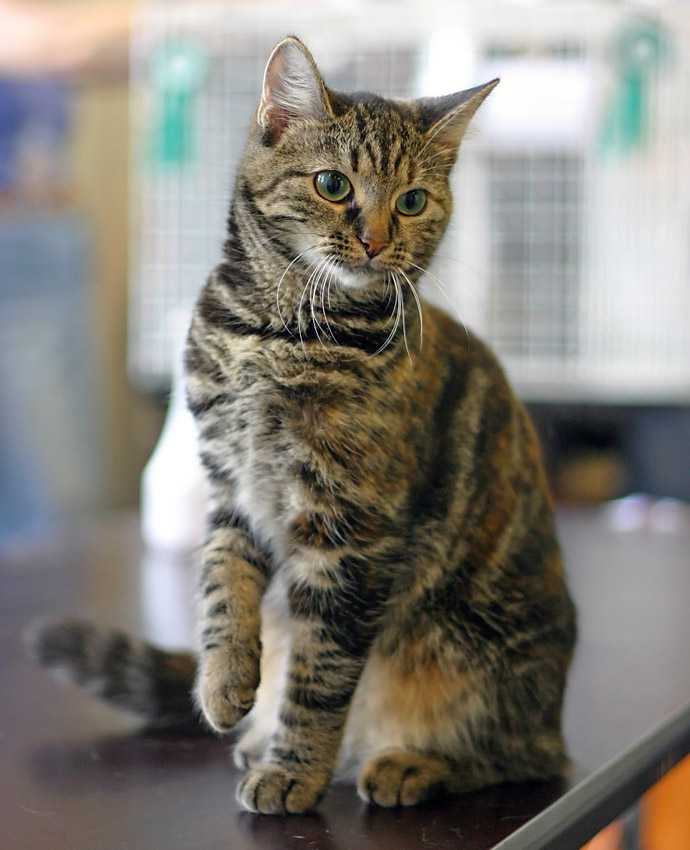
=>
[237,764,328,814]
[358,750,451,808]
[197,645,260,733]
[233,726,268,769]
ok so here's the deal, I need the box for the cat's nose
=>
[359,237,388,258]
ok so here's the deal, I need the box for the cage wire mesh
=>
[128,0,690,403]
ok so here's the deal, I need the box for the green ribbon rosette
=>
[599,19,671,157]
[150,40,208,167]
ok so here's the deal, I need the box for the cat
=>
[30,36,576,815]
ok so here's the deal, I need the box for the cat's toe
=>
[237,765,327,814]
[233,730,266,769]
[197,656,259,733]
[358,750,451,808]
[198,683,249,732]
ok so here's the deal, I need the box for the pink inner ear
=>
[264,102,291,134]
[258,38,332,140]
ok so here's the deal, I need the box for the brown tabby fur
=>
[30,37,576,815]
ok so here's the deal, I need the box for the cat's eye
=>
[314,171,351,203]
[396,189,427,216]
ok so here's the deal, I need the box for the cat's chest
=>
[215,346,373,523]
[228,349,359,451]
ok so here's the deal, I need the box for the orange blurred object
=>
[642,756,690,850]
[0,0,132,75]
[581,821,623,850]
[580,755,690,850]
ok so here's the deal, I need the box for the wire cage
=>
[128,0,690,403]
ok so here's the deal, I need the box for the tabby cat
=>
[31,37,576,815]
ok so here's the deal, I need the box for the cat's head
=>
[240,37,497,292]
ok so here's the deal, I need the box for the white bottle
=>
[140,314,207,552]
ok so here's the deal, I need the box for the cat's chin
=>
[335,265,385,291]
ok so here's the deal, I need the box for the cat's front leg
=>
[236,619,361,814]
[237,560,389,814]
[196,514,271,733]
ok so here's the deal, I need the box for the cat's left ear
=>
[417,79,499,152]
[257,37,334,142]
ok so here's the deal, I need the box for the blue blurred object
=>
[0,213,103,542]
[0,76,70,193]
[0,80,26,188]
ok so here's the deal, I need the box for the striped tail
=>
[26,619,201,730]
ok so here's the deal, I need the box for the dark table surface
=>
[1,507,689,850]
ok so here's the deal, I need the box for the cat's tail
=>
[25,619,201,730]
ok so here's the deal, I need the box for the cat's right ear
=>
[417,79,499,153]
[257,37,334,143]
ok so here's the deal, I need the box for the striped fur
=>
[31,38,576,815]
[27,620,197,729]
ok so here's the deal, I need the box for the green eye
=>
[315,171,351,202]
[396,189,427,216]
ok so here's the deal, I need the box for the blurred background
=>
[1,0,689,545]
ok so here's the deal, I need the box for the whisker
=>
[243,228,324,259]
[406,259,471,349]
[326,258,337,313]
[416,145,455,176]
[244,233,280,258]
[398,267,424,351]
[417,110,462,167]
[296,265,316,355]
[321,258,341,345]
[393,270,412,363]
[368,270,401,358]
[424,248,488,324]
[276,245,319,335]
[309,260,331,350]
[383,273,392,304]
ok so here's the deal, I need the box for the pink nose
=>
[360,237,387,258]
